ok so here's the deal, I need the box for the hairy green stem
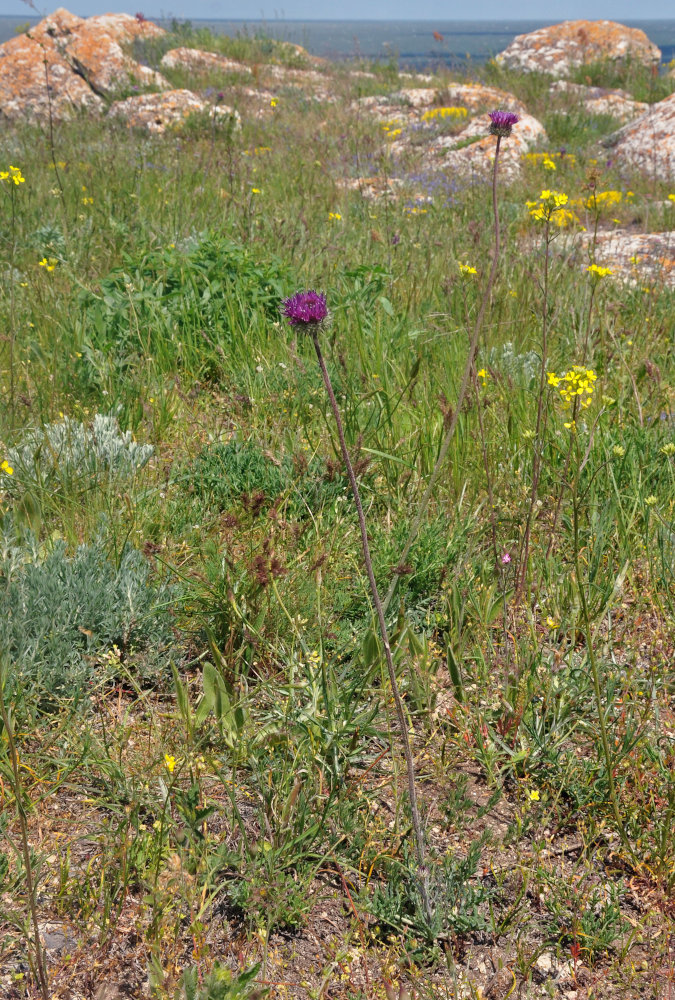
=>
[571,489,633,857]
[311,329,432,923]
[0,662,50,1000]
[383,134,504,615]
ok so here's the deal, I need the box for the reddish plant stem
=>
[383,134,504,615]
[311,330,432,923]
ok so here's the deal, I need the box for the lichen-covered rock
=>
[0,32,103,121]
[160,47,251,75]
[577,230,675,287]
[64,22,169,96]
[425,113,547,184]
[30,6,84,42]
[335,176,403,200]
[356,82,525,121]
[440,82,526,115]
[549,80,648,121]
[108,88,239,133]
[605,93,675,180]
[84,12,165,43]
[496,20,660,77]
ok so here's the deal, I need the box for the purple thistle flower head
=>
[282,290,328,328]
[489,110,520,138]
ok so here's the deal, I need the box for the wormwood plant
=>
[0,528,174,700]
[6,411,153,491]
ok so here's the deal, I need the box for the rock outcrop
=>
[0,32,104,121]
[160,47,251,75]
[605,93,675,180]
[549,80,648,121]
[425,113,547,184]
[108,88,239,133]
[496,21,661,77]
[578,230,675,287]
[63,22,168,95]
[0,7,167,120]
[84,12,165,43]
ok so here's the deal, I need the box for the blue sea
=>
[1,17,675,68]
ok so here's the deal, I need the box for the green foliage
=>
[569,57,675,104]
[369,834,492,960]
[78,235,288,378]
[179,438,354,521]
[179,962,266,1000]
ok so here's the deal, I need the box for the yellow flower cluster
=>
[243,146,271,156]
[39,257,58,271]
[527,190,570,222]
[328,212,342,221]
[523,151,577,168]
[586,264,613,278]
[421,106,468,121]
[586,190,632,211]
[1,459,13,476]
[547,366,597,410]
[458,262,477,274]
[0,165,25,185]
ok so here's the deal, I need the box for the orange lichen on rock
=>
[64,22,168,96]
[496,20,661,77]
[0,8,169,118]
[107,88,240,132]
[0,31,103,121]
[84,12,166,43]
[606,92,675,180]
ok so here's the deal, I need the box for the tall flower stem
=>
[0,662,50,1000]
[310,329,432,923]
[517,220,552,598]
[383,133,504,615]
[571,486,633,858]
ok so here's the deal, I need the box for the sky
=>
[1,0,673,18]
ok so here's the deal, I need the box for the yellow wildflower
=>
[458,262,477,275]
[164,754,176,773]
[546,616,559,629]
[661,443,675,457]
[612,445,625,458]
[38,257,58,272]
[528,789,540,801]
[328,212,342,221]
[527,189,569,221]
[251,188,261,194]
[477,368,488,384]
[586,190,622,211]
[645,495,657,507]
[421,106,467,121]
[586,264,613,278]
[1,460,13,476]
[0,165,25,185]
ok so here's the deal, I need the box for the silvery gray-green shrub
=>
[6,412,153,490]
[0,528,174,703]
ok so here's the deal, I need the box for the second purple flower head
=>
[489,110,520,138]
[282,290,328,328]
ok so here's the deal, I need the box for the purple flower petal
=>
[488,110,520,138]
[282,290,328,327]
